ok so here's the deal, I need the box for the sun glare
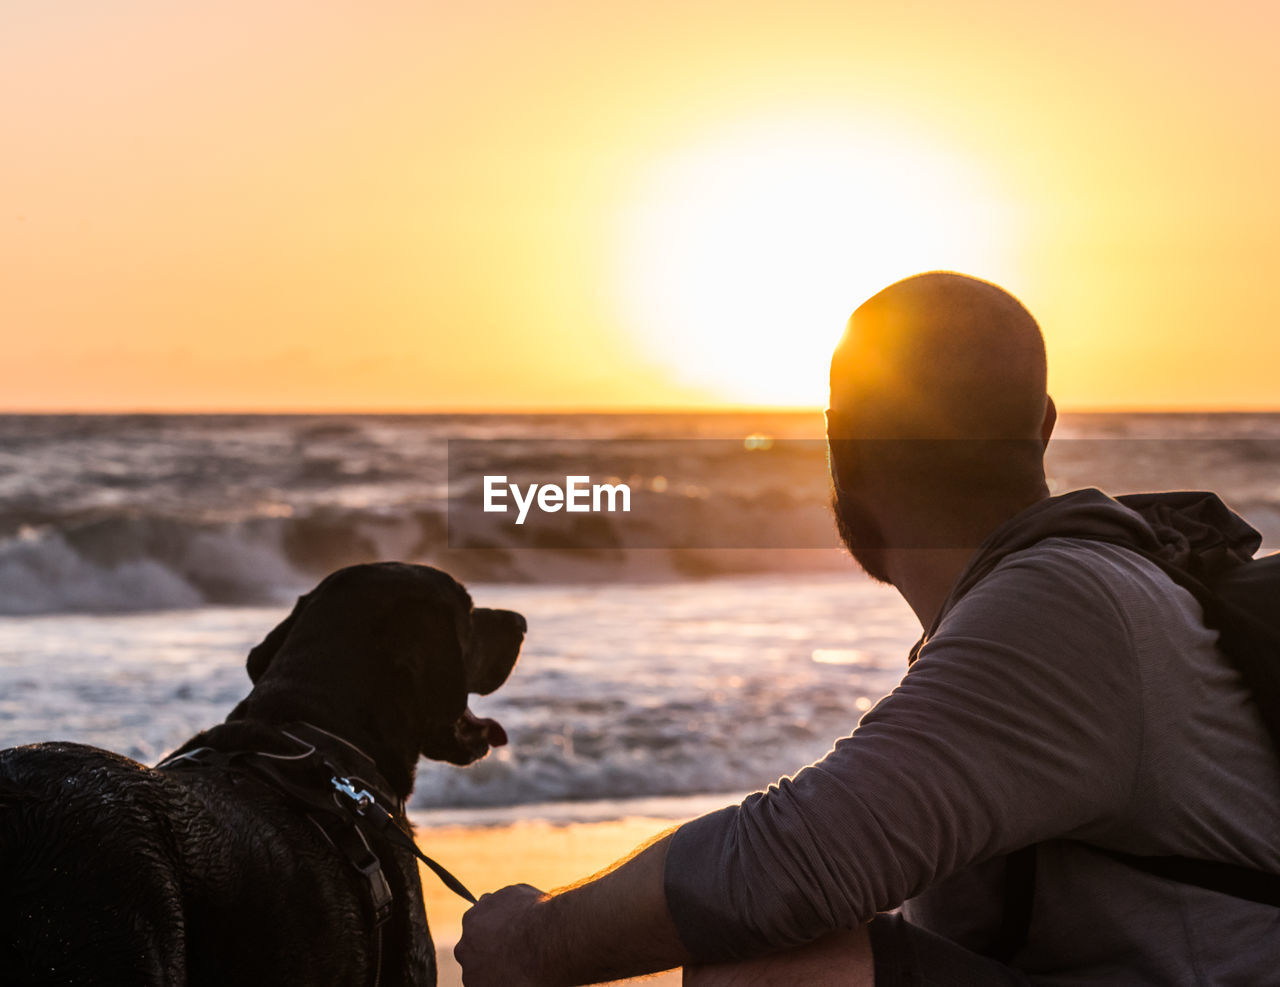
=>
[615,118,1019,406]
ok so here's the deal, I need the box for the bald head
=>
[829,272,1049,440]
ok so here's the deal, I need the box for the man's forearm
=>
[457,830,694,986]
[534,831,692,983]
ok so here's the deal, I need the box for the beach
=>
[4,412,1279,981]
[417,815,689,986]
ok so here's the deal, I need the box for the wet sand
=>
[417,816,686,986]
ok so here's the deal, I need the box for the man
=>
[456,273,1280,984]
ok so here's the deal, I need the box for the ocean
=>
[2,412,1277,824]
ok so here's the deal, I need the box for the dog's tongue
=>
[463,708,508,747]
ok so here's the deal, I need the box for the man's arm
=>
[661,546,1146,961]
[460,545,1145,979]
[455,829,693,986]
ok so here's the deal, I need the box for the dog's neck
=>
[288,720,381,773]
[226,692,419,800]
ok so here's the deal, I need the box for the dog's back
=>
[1,740,425,985]
[1,743,192,983]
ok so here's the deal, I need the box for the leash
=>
[328,776,478,904]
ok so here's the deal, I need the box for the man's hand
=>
[454,832,692,987]
[455,883,551,986]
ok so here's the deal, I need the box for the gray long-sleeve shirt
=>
[664,495,1280,985]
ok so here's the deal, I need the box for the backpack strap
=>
[1093,848,1280,907]
[992,842,1280,964]
[990,845,1037,963]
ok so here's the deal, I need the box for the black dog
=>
[0,562,525,985]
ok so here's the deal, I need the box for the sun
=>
[614,117,1019,407]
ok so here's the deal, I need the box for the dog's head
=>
[243,562,524,768]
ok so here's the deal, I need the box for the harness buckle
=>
[331,775,376,814]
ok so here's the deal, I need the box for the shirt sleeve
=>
[663,545,1147,962]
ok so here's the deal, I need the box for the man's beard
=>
[830,482,892,585]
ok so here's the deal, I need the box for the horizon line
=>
[2,404,1279,416]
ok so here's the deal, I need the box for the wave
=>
[4,414,1280,614]
[0,507,851,615]
[4,492,1277,616]
[0,512,421,615]
[0,573,909,815]
[410,657,898,810]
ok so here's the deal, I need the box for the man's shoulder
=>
[911,539,1137,688]
[990,535,1200,617]
[947,537,1142,627]
[931,534,1210,668]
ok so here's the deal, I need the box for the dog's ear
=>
[246,592,311,684]
[416,599,471,720]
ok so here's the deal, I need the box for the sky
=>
[3,0,1278,411]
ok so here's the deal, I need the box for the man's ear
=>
[246,593,310,684]
[1040,394,1058,449]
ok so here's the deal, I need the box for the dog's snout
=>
[488,608,527,635]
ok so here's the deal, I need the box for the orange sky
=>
[3,0,1278,411]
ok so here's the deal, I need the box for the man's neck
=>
[885,489,1048,630]
[886,547,984,629]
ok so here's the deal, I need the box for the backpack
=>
[975,491,1280,962]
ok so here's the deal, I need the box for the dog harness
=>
[156,721,478,938]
